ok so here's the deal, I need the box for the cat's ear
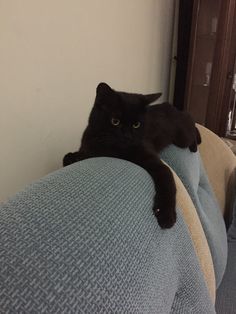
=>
[96,82,114,97]
[95,82,115,109]
[143,93,162,105]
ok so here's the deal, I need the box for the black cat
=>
[63,83,201,229]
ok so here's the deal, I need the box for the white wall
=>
[0,0,175,201]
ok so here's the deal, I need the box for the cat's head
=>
[89,82,161,141]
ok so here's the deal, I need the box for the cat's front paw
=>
[189,142,197,152]
[153,199,176,229]
[155,209,176,229]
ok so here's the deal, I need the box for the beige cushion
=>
[172,170,216,302]
[164,124,236,302]
[197,124,236,217]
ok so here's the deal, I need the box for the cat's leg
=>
[189,141,197,152]
[129,149,176,229]
[147,159,176,229]
[188,127,201,152]
[173,129,191,149]
[63,150,86,167]
[174,127,201,152]
[195,127,202,144]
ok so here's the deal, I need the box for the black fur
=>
[63,83,201,229]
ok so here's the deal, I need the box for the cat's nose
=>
[123,131,133,140]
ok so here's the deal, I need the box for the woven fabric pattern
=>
[0,157,215,313]
[215,242,236,314]
[160,146,228,287]
[216,179,236,313]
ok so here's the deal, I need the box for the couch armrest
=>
[0,157,215,313]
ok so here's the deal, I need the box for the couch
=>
[0,125,235,313]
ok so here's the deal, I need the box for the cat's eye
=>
[111,118,120,126]
[132,121,141,129]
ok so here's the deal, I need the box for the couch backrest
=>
[0,157,215,313]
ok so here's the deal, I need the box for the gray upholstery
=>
[160,146,228,287]
[216,176,236,314]
[0,157,215,313]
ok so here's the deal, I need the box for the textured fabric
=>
[197,124,236,215]
[228,171,236,240]
[216,237,236,313]
[171,170,215,301]
[0,158,215,313]
[160,146,228,288]
[216,180,236,313]
[196,126,236,313]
